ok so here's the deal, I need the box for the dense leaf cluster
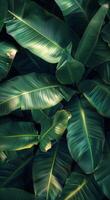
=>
[0,0,110,199]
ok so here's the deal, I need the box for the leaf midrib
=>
[0,134,37,138]
[46,145,59,200]
[79,102,94,169]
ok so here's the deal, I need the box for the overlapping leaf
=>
[33,138,72,200]
[67,97,104,173]
[33,109,71,152]
[59,171,103,200]
[0,73,73,116]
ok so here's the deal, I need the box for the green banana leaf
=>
[0,41,17,81]
[33,138,72,200]
[0,73,73,116]
[67,97,104,173]
[55,0,89,33]
[0,188,35,200]
[0,119,38,151]
[75,4,109,64]
[0,0,8,32]
[59,171,103,200]
[6,0,72,63]
[96,62,110,85]
[56,45,85,85]
[34,109,71,152]
[79,79,110,117]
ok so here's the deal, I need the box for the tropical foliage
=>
[0,0,110,199]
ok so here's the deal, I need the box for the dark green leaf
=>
[67,97,104,173]
[33,138,72,200]
[59,171,103,200]
[75,4,109,64]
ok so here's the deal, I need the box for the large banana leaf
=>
[0,73,73,116]
[6,0,72,63]
[0,119,38,151]
[0,41,17,81]
[79,79,110,117]
[94,151,110,199]
[67,97,104,173]
[75,4,109,65]
[0,0,8,32]
[56,46,85,85]
[33,138,72,200]
[38,109,71,151]
[55,0,89,33]
[59,171,103,200]
[0,188,35,200]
